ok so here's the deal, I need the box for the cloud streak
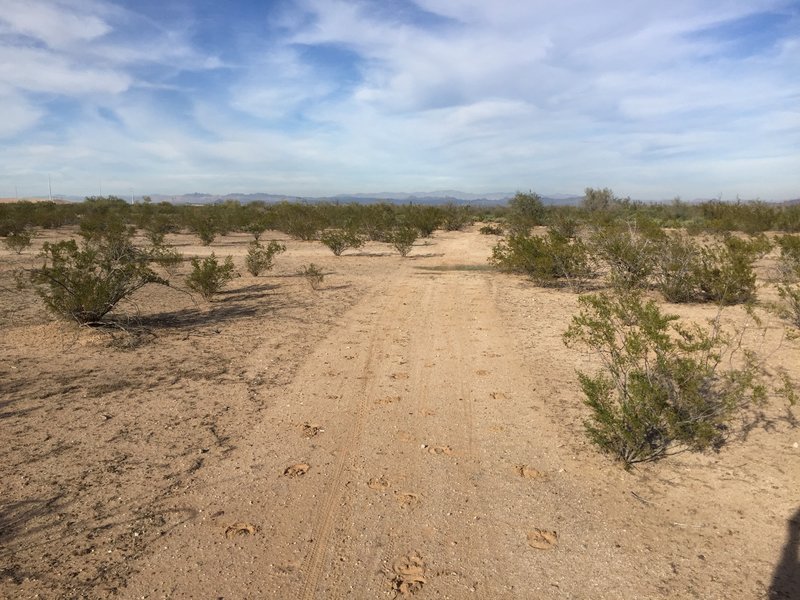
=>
[0,0,797,199]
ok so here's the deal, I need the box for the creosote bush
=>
[694,235,769,305]
[186,253,238,300]
[776,234,800,280]
[490,229,593,287]
[777,284,800,328]
[389,226,418,257]
[651,233,700,303]
[479,224,504,235]
[149,245,183,277]
[4,228,34,254]
[245,240,285,276]
[563,291,775,467]
[319,229,363,256]
[29,230,167,324]
[300,263,324,290]
[506,191,544,235]
[590,220,662,291]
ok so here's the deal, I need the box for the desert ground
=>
[1,226,798,599]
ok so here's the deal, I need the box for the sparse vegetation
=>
[186,253,238,300]
[3,228,34,254]
[490,229,593,287]
[29,229,167,324]
[589,220,662,291]
[245,240,285,275]
[319,229,364,256]
[506,191,544,235]
[479,223,504,235]
[300,263,324,289]
[389,226,418,257]
[563,290,775,467]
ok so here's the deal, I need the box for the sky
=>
[0,0,798,201]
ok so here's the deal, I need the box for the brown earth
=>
[1,227,799,599]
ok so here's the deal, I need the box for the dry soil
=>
[1,227,798,599]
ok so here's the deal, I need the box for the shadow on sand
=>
[770,507,800,599]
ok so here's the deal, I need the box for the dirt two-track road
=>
[2,228,799,599]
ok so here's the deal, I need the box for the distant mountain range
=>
[143,190,584,206]
[12,191,800,206]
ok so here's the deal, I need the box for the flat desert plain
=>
[1,226,799,599]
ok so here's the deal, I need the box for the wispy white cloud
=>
[0,0,797,199]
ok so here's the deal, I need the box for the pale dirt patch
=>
[1,227,798,599]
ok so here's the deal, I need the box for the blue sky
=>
[0,0,798,200]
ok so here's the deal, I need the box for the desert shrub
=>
[245,240,285,276]
[563,291,772,467]
[149,245,183,277]
[186,254,238,300]
[777,284,800,328]
[775,235,800,280]
[590,220,663,290]
[29,232,167,324]
[299,263,324,289]
[694,235,768,305]
[244,215,274,241]
[652,233,701,303]
[581,187,615,212]
[358,204,398,242]
[4,228,34,254]
[547,213,581,239]
[490,229,593,287]
[190,214,218,246]
[405,206,442,237]
[272,202,326,240]
[319,229,363,256]
[506,191,545,235]
[440,203,471,231]
[479,224,504,235]
[142,213,176,246]
[389,226,418,257]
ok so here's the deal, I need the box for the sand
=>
[1,226,798,599]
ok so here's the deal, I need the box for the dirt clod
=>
[527,529,558,550]
[385,552,427,597]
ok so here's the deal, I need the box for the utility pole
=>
[48,175,52,202]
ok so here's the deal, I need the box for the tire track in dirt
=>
[313,248,535,597]
[296,273,430,600]
[296,293,395,600]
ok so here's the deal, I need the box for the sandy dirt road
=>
[3,228,799,599]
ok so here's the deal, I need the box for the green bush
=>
[142,213,176,246]
[775,234,800,280]
[190,215,218,246]
[777,284,800,328]
[506,192,544,235]
[405,206,442,237]
[149,245,183,277]
[186,254,238,300]
[4,228,34,254]
[299,263,324,290]
[440,203,471,231]
[652,233,700,303]
[590,220,662,290]
[563,291,771,467]
[29,232,167,324]
[319,229,363,256]
[389,226,418,257]
[479,224,504,235]
[694,235,768,305]
[490,229,593,287]
[245,240,285,276]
